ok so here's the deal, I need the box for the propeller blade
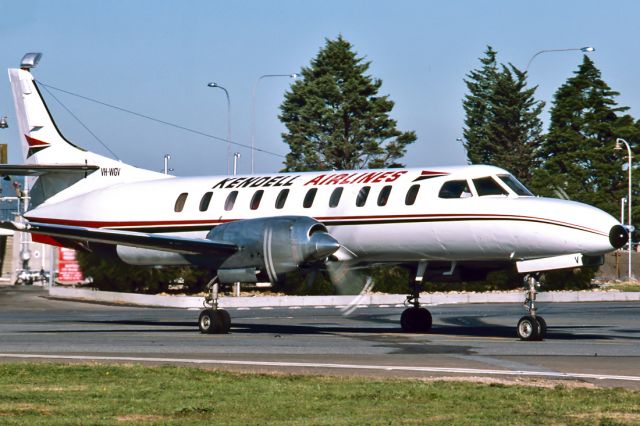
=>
[327,261,370,295]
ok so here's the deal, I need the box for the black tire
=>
[517,315,541,341]
[219,309,231,332]
[400,307,433,333]
[536,316,547,340]
[198,309,229,334]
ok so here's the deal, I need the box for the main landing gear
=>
[517,274,547,341]
[400,261,433,333]
[198,277,231,334]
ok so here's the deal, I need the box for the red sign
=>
[57,247,84,283]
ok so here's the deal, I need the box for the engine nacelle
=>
[207,216,340,284]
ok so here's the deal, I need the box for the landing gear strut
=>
[517,274,546,341]
[199,277,231,334]
[400,261,432,333]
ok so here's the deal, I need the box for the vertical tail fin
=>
[9,64,94,165]
[6,53,166,207]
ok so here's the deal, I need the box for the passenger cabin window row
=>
[174,183,423,212]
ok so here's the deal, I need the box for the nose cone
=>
[308,232,341,261]
[609,225,629,249]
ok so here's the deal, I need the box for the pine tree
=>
[486,65,544,184]
[532,56,640,220]
[463,47,544,184]
[463,46,499,165]
[279,36,416,172]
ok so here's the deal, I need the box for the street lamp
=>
[207,82,232,174]
[525,46,595,72]
[615,138,633,281]
[0,116,8,129]
[250,73,298,174]
[233,152,241,176]
[163,154,174,175]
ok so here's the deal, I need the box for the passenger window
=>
[377,185,392,206]
[199,192,213,212]
[439,180,472,199]
[329,187,343,208]
[303,188,317,208]
[473,177,508,196]
[405,185,420,205]
[224,191,238,211]
[275,189,289,209]
[174,193,188,212]
[250,190,264,210]
[356,186,370,207]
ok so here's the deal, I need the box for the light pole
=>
[250,73,297,174]
[163,154,173,175]
[615,138,633,281]
[207,82,231,174]
[525,46,595,72]
[233,152,241,176]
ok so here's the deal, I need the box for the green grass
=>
[1,363,639,425]
[606,283,640,292]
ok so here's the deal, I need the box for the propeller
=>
[326,260,374,315]
[326,260,370,295]
[302,238,374,313]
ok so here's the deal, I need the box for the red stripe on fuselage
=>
[24,213,607,237]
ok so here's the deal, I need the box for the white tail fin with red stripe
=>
[6,54,166,207]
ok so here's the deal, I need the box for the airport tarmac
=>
[1,286,640,389]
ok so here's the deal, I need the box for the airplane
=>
[1,52,628,341]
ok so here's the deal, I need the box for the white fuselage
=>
[24,165,620,264]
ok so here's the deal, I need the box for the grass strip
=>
[0,363,639,425]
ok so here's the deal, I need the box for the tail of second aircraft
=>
[5,53,166,207]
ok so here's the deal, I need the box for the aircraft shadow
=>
[33,318,640,341]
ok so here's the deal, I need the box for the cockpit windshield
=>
[472,177,508,196]
[497,174,534,196]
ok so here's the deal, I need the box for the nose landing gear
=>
[400,261,433,333]
[517,274,546,341]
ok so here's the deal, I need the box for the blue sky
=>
[0,0,639,176]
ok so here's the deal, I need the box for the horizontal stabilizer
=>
[0,164,99,176]
[0,221,238,256]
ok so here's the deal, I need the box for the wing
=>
[0,164,100,177]
[0,221,237,256]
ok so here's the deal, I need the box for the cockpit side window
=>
[498,174,534,196]
[473,177,508,196]
[438,180,472,199]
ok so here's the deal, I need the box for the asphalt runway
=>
[1,286,640,389]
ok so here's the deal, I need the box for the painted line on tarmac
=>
[1,353,639,383]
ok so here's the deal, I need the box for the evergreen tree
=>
[280,36,416,171]
[532,56,640,221]
[463,47,544,184]
[463,46,499,165]
[486,65,544,184]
